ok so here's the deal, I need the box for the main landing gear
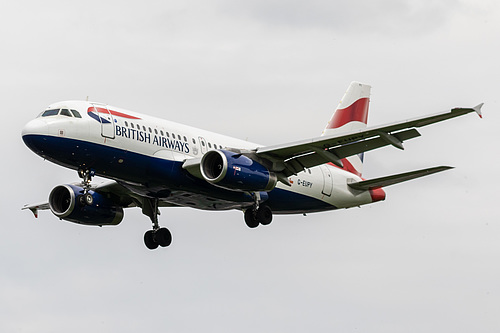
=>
[244,192,273,228]
[142,197,172,250]
[244,204,273,228]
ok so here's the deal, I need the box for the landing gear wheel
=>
[77,168,95,206]
[257,205,273,225]
[155,228,172,247]
[144,230,159,250]
[244,209,259,228]
[244,205,273,228]
[84,192,93,206]
[142,198,173,250]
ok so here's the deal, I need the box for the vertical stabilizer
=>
[322,82,371,176]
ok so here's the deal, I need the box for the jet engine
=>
[49,184,124,226]
[200,150,277,192]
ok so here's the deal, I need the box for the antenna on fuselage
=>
[86,96,89,101]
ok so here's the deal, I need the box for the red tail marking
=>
[328,158,361,177]
[327,97,369,129]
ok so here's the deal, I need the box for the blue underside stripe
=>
[22,134,336,213]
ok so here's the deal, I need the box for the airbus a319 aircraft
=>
[22,82,482,249]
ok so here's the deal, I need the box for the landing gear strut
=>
[78,168,95,206]
[142,197,172,250]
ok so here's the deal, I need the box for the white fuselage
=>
[22,100,379,213]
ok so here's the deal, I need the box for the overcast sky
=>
[1,0,499,332]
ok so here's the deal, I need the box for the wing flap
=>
[256,105,481,173]
[347,166,453,191]
[276,128,421,176]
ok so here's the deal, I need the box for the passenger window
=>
[177,135,181,140]
[154,129,158,135]
[125,121,129,127]
[166,132,170,138]
[160,130,164,136]
[148,127,152,133]
[192,138,196,144]
[60,109,72,117]
[70,110,82,118]
[208,142,212,148]
[143,126,146,132]
[42,109,60,117]
[183,136,187,142]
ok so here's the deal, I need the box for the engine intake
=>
[200,150,277,192]
[49,184,124,226]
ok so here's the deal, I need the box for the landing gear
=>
[144,228,172,250]
[77,168,95,206]
[76,168,173,250]
[244,204,273,228]
[142,197,172,250]
[244,192,273,228]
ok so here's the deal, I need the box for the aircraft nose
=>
[22,118,48,137]
[22,118,49,152]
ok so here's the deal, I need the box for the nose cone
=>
[22,118,49,154]
[22,118,48,136]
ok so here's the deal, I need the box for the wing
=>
[255,104,483,178]
[22,180,180,218]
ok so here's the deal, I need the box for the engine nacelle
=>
[200,150,277,192]
[49,184,124,226]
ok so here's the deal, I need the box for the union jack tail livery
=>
[322,82,371,177]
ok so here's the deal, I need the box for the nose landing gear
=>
[77,168,95,206]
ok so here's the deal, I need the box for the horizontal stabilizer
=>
[22,202,50,218]
[348,166,453,191]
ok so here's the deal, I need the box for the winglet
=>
[473,103,484,118]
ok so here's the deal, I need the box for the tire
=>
[244,209,259,228]
[256,205,273,225]
[144,230,159,250]
[155,228,172,247]
[84,193,94,206]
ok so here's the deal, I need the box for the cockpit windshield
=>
[41,109,60,117]
[70,110,82,118]
[40,108,82,118]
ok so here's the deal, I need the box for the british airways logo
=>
[115,126,190,154]
[88,107,190,154]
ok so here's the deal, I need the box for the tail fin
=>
[322,82,371,176]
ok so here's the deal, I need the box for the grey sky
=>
[1,0,499,332]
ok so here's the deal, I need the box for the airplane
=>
[22,82,482,249]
